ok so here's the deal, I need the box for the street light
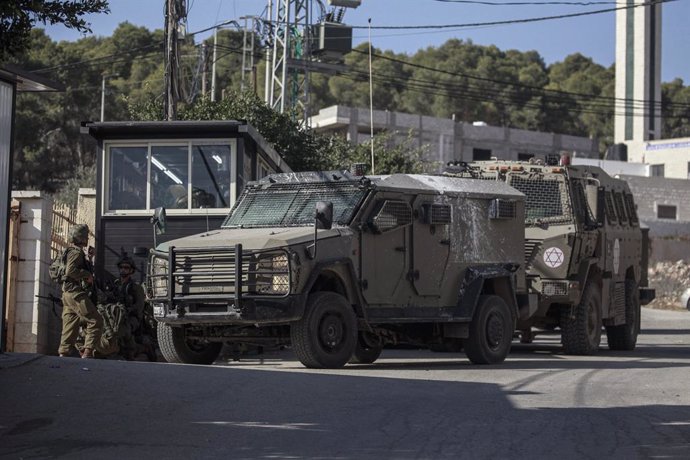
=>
[100,73,119,122]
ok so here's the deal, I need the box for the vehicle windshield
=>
[507,174,572,226]
[222,182,367,228]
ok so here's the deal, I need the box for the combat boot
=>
[81,348,94,359]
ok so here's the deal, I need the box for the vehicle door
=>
[359,195,413,305]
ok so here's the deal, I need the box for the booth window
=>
[105,140,235,213]
[108,146,148,210]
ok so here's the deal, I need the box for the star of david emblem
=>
[543,247,564,268]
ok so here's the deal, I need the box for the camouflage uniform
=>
[113,276,146,358]
[58,242,107,357]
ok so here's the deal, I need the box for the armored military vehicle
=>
[148,171,532,368]
[446,158,655,355]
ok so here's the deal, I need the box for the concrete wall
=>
[9,191,61,354]
[310,105,600,169]
[619,175,690,263]
[573,157,650,177]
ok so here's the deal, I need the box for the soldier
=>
[58,224,105,359]
[113,255,149,360]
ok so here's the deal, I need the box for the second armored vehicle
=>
[447,158,655,354]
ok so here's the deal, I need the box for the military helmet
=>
[117,254,136,272]
[69,224,89,245]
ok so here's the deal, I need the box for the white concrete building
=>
[310,105,600,168]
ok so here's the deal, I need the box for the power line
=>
[350,0,674,30]
[433,0,618,5]
[351,48,690,110]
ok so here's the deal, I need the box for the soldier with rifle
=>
[57,224,109,359]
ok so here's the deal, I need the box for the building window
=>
[657,204,677,220]
[518,153,534,161]
[105,140,236,213]
[687,162,690,179]
[257,158,273,179]
[473,148,492,161]
[651,164,665,177]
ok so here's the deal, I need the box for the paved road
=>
[1,308,689,459]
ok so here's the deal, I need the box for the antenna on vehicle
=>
[368,18,375,175]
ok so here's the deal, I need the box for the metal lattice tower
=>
[266,0,312,126]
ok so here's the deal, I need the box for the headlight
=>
[150,256,169,297]
[256,254,290,295]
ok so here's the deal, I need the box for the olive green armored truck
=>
[446,158,655,355]
[148,171,532,368]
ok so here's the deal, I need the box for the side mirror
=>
[315,201,333,230]
[152,207,167,235]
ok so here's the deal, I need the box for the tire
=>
[349,332,383,364]
[464,295,514,365]
[606,279,641,351]
[561,281,602,355]
[291,291,357,369]
[157,322,222,365]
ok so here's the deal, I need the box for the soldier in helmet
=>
[58,224,105,359]
[113,254,149,360]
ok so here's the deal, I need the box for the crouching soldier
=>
[58,225,110,358]
[113,255,156,361]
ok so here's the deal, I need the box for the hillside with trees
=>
[7,23,690,201]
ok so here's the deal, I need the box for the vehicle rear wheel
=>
[157,323,222,364]
[464,295,513,365]
[291,291,357,369]
[561,281,602,355]
[349,332,383,364]
[606,279,640,351]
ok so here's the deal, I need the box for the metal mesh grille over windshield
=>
[508,175,571,224]
[223,182,366,228]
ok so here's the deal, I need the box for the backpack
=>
[49,247,72,284]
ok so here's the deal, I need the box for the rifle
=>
[35,294,63,317]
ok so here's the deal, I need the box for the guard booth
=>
[82,120,292,282]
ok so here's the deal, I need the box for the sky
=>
[44,0,690,83]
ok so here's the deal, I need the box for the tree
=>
[0,0,109,61]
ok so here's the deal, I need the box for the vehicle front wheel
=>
[157,322,222,365]
[561,281,602,355]
[464,295,513,365]
[291,292,357,369]
[606,279,641,351]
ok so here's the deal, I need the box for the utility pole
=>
[201,43,207,97]
[164,0,180,120]
[100,73,119,122]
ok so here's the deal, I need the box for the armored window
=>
[657,204,677,220]
[613,192,628,224]
[421,203,452,225]
[368,200,413,233]
[224,181,366,228]
[624,193,639,224]
[604,191,617,224]
[570,180,595,225]
[508,175,571,225]
[489,199,517,220]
